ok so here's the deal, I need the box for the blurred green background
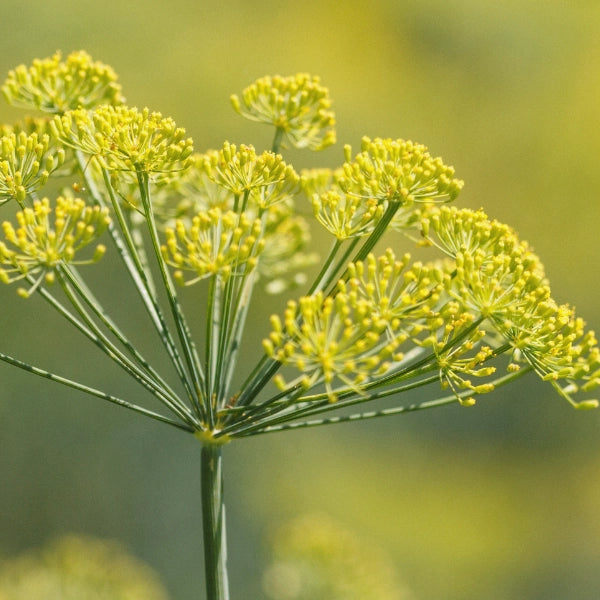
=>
[1,1,600,598]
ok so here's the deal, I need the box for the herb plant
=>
[1,51,598,599]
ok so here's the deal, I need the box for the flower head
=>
[2,50,124,114]
[203,142,299,207]
[263,288,405,402]
[499,298,599,409]
[423,207,547,321]
[0,535,169,600]
[52,105,194,175]
[156,148,313,293]
[343,249,445,327]
[311,189,385,240]
[0,131,66,205]
[300,167,342,198]
[422,206,523,258]
[264,514,405,600]
[424,306,496,403]
[0,196,110,296]
[340,137,463,208]
[1,116,75,176]
[302,167,387,240]
[162,208,265,284]
[423,206,599,408]
[231,74,336,150]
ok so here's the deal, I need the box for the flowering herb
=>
[0,51,597,600]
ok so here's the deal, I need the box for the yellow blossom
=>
[0,196,110,296]
[231,74,336,150]
[2,50,124,114]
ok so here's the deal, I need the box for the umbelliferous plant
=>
[1,51,598,599]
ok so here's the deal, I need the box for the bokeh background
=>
[1,1,600,598]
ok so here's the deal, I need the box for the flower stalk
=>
[200,444,230,600]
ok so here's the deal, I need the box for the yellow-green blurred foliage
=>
[263,513,411,600]
[0,535,169,599]
[0,1,599,599]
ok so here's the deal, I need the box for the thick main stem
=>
[201,444,230,600]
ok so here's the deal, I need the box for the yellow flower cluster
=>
[52,105,194,175]
[263,201,600,408]
[0,50,595,421]
[340,137,464,205]
[343,250,444,325]
[162,208,265,284]
[0,131,66,205]
[202,142,299,207]
[311,190,384,240]
[257,212,318,294]
[2,50,124,114]
[1,116,57,139]
[424,306,496,402]
[500,298,599,407]
[152,146,313,291]
[0,196,110,296]
[0,535,169,600]
[264,514,407,600]
[423,206,600,408]
[309,137,463,239]
[263,250,448,401]
[231,74,336,150]
[299,167,342,197]
[264,289,402,402]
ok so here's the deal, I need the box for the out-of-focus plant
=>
[262,514,411,600]
[0,51,598,599]
[0,534,169,599]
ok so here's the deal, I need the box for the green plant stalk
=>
[53,269,197,425]
[201,444,230,600]
[352,199,401,263]
[237,368,533,436]
[76,153,197,406]
[314,237,361,295]
[271,127,284,153]
[0,348,193,431]
[218,273,256,406]
[136,169,206,403]
[61,266,185,409]
[205,273,222,427]
[100,166,199,405]
[306,238,344,295]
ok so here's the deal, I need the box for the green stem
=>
[205,274,222,427]
[271,127,284,154]
[61,266,185,404]
[201,444,230,600]
[306,237,345,295]
[76,154,197,406]
[219,273,256,405]
[236,368,533,437]
[100,167,200,406]
[317,237,361,295]
[224,373,441,437]
[53,269,197,426]
[352,199,401,263]
[137,169,205,403]
[215,275,235,403]
[0,349,194,432]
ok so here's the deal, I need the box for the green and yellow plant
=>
[0,535,169,599]
[1,51,598,599]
